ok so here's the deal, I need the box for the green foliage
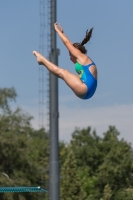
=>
[1,87,133,200]
[0,87,17,112]
[71,127,103,172]
[97,127,133,192]
[100,184,112,200]
[60,149,84,200]
[0,87,48,200]
[60,126,133,199]
[114,188,133,200]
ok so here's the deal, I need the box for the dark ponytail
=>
[81,28,93,46]
[73,28,93,54]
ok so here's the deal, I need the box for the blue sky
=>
[0,1,133,143]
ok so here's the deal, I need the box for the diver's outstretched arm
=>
[54,22,84,61]
[54,22,72,44]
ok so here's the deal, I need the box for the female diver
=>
[33,22,97,100]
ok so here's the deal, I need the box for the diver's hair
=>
[73,27,93,54]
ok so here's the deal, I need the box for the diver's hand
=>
[54,22,64,33]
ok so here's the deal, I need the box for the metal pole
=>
[49,0,60,199]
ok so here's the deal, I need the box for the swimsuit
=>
[75,61,97,99]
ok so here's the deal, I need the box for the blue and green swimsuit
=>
[75,61,97,99]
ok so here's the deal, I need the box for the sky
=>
[0,1,133,144]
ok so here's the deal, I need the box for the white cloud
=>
[22,101,133,144]
[59,103,133,143]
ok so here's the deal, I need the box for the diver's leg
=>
[33,51,87,98]
[58,68,87,98]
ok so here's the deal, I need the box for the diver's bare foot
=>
[33,51,44,65]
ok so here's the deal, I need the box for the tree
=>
[100,184,112,200]
[60,149,84,200]
[0,87,48,200]
[69,126,133,199]
[114,188,133,200]
[97,126,133,198]
[0,87,17,112]
[71,127,103,173]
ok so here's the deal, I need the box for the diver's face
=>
[69,52,76,63]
